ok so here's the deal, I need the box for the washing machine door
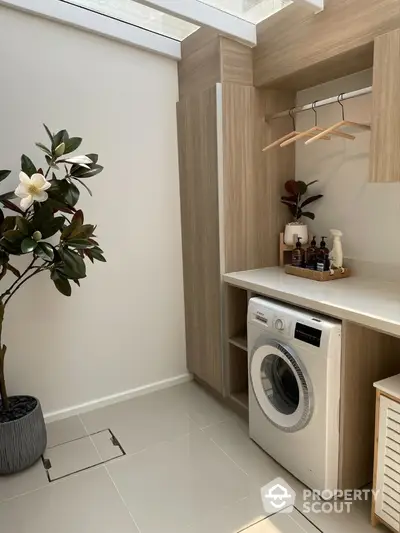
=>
[250,337,313,433]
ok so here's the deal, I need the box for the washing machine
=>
[248,297,342,493]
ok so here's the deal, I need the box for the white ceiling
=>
[66,0,292,41]
[0,0,322,60]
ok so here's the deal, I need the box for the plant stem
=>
[3,266,48,307]
[0,345,8,411]
[0,257,37,301]
[0,302,8,410]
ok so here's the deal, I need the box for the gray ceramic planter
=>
[0,396,47,475]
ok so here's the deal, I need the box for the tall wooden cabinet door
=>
[177,86,223,393]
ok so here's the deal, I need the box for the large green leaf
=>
[0,237,21,255]
[300,194,323,209]
[21,155,37,177]
[85,153,98,164]
[51,270,72,297]
[43,124,54,144]
[3,230,24,243]
[33,204,53,232]
[69,224,95,240]
[71,164,103,179]
[49,180,80,207]
[58,248,86,279]
[0,251,9,266]
[0,170,11,183]
[0,191,16,203]
[1,199,23,215]
[35,143,52,157]
[52,130,68,151]
[301,211,316,220]
[54,142,66,157]
[90,248,106,262]
[64,137,82,154]
[73,177,92,197]
[1,216,16,234]
[44,198,75,214]
[66,239,94,249]
[64,182,80,207]
[21,237,38,253]
[36,242,55,262]
[296,181,308,195]
[16,216,34,235]
[41,216,65,239]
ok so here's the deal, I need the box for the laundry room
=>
[2,2,400,533]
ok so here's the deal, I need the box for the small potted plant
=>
[0,125,105,474]
[281,179,323,246]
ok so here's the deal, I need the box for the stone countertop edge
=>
[223,267,400,339]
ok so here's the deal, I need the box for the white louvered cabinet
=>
[373,376,400,531]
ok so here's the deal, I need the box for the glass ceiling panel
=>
[198,0,292,24]
[67,0,199,41]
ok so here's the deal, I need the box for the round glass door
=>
[250,339,313,432]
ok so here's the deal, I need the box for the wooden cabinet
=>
[177,83,294,394]
[177,86,223,393]
[370,29,400,182]
[372,376,400,530]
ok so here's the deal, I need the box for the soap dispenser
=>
[316,236,330,272]
[292,237,304,268]
[306,236,317,270]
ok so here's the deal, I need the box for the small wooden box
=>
[284,265,351,282]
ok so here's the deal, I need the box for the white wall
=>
[296,70,400,274]
[0,6,187,416]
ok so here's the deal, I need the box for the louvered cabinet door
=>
[376,395,400,531]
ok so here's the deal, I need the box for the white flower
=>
[64,155,92,166]
[15,172,51,211]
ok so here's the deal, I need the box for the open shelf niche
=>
[225,284,250,417]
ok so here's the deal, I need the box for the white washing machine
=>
[248,297,342,493]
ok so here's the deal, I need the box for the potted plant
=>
[0,125,105,474]
[281,179,323,246]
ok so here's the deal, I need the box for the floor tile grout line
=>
[79,415,104,464]
[207,436,251,479]
[103,463,142,533]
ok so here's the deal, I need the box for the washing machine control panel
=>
[251,309,292,336]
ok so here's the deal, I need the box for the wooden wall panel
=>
[179,28,253,99]
[220,37,253,87]
[254,0,400,89]
[178,36,221,100]
[370,29,400,183]
[221,85,294,273]
[339,322,400,490]
[221,83,254,273]
[250,90,295,268]
[177,87,223,393]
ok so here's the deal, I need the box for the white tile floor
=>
[0,381,387,532]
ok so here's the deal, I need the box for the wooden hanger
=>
[305,94,370,145]
[263,108,330,151]
[281,101,355,147]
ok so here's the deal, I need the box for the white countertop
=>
[223,267,400,338]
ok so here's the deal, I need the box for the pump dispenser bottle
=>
[292,237,304,267]
[317,236,330,272]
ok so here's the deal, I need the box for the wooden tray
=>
[285,265,351,282]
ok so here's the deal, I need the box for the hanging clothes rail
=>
[266,86,372,121]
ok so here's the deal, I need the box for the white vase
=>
[284,223,309,246]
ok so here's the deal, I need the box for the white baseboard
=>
[44,373,193,423]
